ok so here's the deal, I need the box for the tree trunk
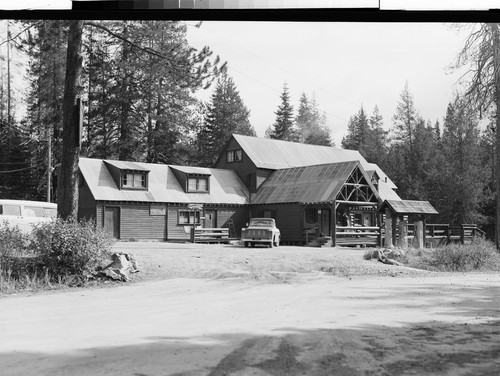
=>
[57,20,83,222]
[493,24,500,250]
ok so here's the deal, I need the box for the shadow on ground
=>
[2,319,499,376]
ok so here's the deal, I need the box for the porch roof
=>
[252,161,378,205]
[379,200,438,215]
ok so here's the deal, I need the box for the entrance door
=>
[319,209,330,236]
[204,210,216,228]
[104,207,120,239]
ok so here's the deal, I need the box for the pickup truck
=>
[241,218,280,248]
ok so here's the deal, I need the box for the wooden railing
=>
[191,227,229,244]
[407,223,485,247]
[335,226,381,246]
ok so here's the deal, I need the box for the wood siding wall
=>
[95,202,167,241]
[120,204,166,240]
[167,204,249,240]
[215,137,260,192]
[251,204,302,242]
[78,179,96,222]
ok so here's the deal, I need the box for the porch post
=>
[397,220,408,249]
[392,214,399,248]
[385,208,393,248]
[415,217,425,249]
[331,202,336,247]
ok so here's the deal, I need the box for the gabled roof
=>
[79,158,249,205]
[252,161,379,205]
[103,160,150,171]
[379,200,438,215]
[231,134,398,190]
[169,165,212,176]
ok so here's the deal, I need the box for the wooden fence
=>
[405,223,485,248]
[335,226,381,247]
[336,223,485,248]
[191,227,230,244]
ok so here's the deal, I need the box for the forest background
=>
[0,20,495,239]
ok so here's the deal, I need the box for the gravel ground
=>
[113,241,438,283]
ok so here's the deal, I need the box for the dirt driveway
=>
[1,242,499,376]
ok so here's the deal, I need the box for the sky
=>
[186,22,473,143]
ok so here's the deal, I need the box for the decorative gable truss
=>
[336,166,379,205]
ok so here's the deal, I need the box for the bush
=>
[0,220,31,257]
[405,237,500,272]
[31,219,115,280]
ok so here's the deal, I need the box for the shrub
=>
[30,219,115,281]
[404,237,500,272]
[0,220,31,257]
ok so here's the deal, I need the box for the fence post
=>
[415,218,424,249]
[397,220,408,249]
[385,208,393,248]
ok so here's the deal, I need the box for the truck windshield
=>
[250,219,274,227]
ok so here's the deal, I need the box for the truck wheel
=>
[251,242,256,247]
[274,237,280,247]
[269,241,273,248]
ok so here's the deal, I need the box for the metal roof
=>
[79,158,249,205]
[252,161,379,205]
[169,165,212,175]
[103,160,150,171]
[379,200,438,215]
[233,134,398,190]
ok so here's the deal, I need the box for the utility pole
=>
[47,136,51,202]
[6,20,11,126]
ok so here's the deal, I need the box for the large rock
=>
[96,253,139,282]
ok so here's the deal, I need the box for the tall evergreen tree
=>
[341,105,388,166]
[437,96,489,224]
[196,73,256,167]
[19,20,68,201]
[295,92,332,146]
[267,83,297,141]
[454,23,500,247]
[364,105,389,166]
[341,105,369,151]
[392,82,418,152]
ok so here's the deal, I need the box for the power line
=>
[197,26,359,106]
[0,166,34,173]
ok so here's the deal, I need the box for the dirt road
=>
[1,243,499,375]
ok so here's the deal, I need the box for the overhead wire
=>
[193,25,355,122]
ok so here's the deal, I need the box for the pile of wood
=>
[365,249,403,266]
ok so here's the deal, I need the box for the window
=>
[178,211,201,225]
[187,177,209,193]
[0,204,21,216]
[24,206,45,218]
[226,149,243,163]
[122,172,147,189]
[305,208,317,224]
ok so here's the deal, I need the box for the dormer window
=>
[226,149,242,163]
[121,171,147,189]
[187,176,209,193]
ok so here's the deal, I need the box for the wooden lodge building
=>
[78,134,438,246]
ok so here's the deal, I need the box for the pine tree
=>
[364,105,389,166]
[341,105,369,151]
[438,96,488,224]
[196,73,256,167]
[392,82,418,152]
[268,83,297,141]
[295,92,332,146]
